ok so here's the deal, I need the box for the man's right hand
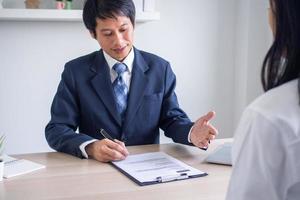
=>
[86,139,129,162]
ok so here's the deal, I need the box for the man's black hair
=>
[83,0,136,36]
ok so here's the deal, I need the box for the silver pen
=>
[98,129,114,141]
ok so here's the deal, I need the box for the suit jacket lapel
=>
[90,50,122,126]
[123,48,149,131]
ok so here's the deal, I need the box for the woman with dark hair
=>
[226,0,300,199]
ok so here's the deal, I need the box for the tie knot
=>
[113,63,127,76]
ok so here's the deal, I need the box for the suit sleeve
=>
[45,64,95,158]
[159,63,194,145]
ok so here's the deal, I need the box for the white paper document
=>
[3,155,45,178]
[112,152,207,185]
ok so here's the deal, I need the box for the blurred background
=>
[0,0,271,154]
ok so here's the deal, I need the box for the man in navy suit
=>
[45,0,218,162]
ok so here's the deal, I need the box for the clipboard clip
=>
[156,173,189,183]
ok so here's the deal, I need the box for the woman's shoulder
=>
[249,80,298,112]
[246,79,300,134]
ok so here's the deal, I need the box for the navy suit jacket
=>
[45,48,194,158]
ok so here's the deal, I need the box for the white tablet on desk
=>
[205,142,232,166]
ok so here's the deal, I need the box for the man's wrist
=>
[79,139,97,158]
[188,125,194,143]
[86,143,94,158]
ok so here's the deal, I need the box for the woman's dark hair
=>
[261,0,300,98]
[82,0,136,36]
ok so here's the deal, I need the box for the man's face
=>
[93,15,134,61]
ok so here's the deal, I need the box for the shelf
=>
[136,11,160,22]
[0,8,160,22]
[0,9,82,21]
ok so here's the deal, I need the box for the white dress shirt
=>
[226,79,300,200]
[103,48,134,89]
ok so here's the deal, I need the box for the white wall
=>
[233,0,272,127]
[0,21,98,154]
[0,0,271,154]
[136,0,238,143]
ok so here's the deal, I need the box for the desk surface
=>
[0,139,232,200]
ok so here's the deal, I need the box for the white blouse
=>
[226,79,300,200]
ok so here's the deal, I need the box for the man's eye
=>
[120,29,127,32]
[103,32,112,36]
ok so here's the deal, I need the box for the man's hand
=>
[86,139,129,162]
[190,111,218,149]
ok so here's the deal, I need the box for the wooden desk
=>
[0,139,232,200]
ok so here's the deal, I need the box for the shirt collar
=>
[103,48,134,73]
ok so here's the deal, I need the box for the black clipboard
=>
[111,152,208,186]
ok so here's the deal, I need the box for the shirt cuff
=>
[79,139,98,159]
[187,125,194,143]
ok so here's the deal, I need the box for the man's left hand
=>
[190,111,218,149]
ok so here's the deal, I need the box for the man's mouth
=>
[113,46,127,53]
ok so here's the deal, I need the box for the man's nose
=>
[114,32,123,46]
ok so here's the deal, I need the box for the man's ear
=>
[89,30,96,39]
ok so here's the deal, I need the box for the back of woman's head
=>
[262,0,300,97]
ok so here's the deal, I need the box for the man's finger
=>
[198,140,208,148]
[196,111,216,125]
[105,139,128,157]
[203,111,215,122]
[207,124,218,136]
[114,139,129,156]
[207,134,215,141]
[102,145,125,160]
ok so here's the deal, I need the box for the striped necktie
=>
[112,63,128,120]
